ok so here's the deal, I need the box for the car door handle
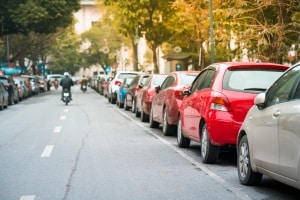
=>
[272,110,280,118]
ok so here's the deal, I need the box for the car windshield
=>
[224,69,286,92]
[180,74,198,85]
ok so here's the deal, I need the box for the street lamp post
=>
[208,0,215,63]
[134,27,140,71]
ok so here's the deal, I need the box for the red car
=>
[177,62,289,164]
[136,74,168,122]
[149,71,199,136]
[124,73,150,111]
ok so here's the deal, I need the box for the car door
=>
[276,66,300,180]
[252,67,299,174]
[182,69,215,141]
[152,76,174,122]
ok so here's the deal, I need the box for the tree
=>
[219,0,300,63]
[46,27,83,75]
[0,0,80,36]
[102,0,176,73]
[80,10,126,73]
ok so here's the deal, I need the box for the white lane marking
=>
[60,116,66,120]
[54,126,62,133]
[114,107,252,200]
[64,108,69,113]
[41,145,54,157]
[20,195,35,200]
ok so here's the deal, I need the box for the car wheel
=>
[238,135,262,185]
[131,99,136,113]
[162,108,173,136]
[140,106,148,122]
[119,101,124,108]
[177,115,190,147]
[0,100,3,110]
[149,105,159,128]
[111,96,116,104]
[124,97,130,111]
[201,124,219,164]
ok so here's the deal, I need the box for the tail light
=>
[210,92,232,112]
[135,86,140,92]
[174,90,185,100]
[114,80,122,86]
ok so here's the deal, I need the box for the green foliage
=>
[46,27,83,75]
[0,0,80,36]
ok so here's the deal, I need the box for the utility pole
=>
[209,0,215,63]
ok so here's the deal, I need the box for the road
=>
[0,85,299,200]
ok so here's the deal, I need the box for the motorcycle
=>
[81,84,87,92]
[62,88,71,105]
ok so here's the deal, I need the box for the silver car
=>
[237,62,300,189]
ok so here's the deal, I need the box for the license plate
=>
[64,93,69,96]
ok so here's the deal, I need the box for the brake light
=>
[210,92,232,112]
[115,80,122,86]
[174,90,183,96]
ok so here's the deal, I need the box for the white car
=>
[237,61,300,190]
[107,71,142,104]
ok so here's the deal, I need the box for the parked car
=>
[103,76,113,98]
[124,73,150,111]
[13,76,29,99]
[136,74,168,122]
[0,75,19,105]
[177,62,289,164]
[21,75,40,95]
[108,71,142,104]
[0,81,9,110]
[236,61,300,190]
[36,76,46,92]
[13,77,26,100]
[98,75,111,95]
[149,71,199,136]
[116,77,135,108]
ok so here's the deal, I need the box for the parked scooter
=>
[62,88,71,105]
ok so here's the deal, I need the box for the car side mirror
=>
[154,86,161,94]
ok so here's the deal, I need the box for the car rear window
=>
[223,69,286,92]
[180,73,198,85]
[118,73,139,80]
[0,78,8,84]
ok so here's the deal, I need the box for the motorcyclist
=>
[80,75,88,90]
[60,72,74,100]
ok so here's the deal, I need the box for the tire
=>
[201,124,219,164]
[140,106,149,122]
[124,97,130,111]
[177,115,190,147]
[0,100,3,110]
[162,109,173,136]
[238,135,262,185]
[149,105,159,128]
[131,99,136,113]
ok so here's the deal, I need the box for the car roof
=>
[209,62,289,70]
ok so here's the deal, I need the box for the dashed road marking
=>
[60,116,66,120]
[41,145,54,157]
[54,126,62,133]
[20,195,35,200]
[64,108,69,113]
